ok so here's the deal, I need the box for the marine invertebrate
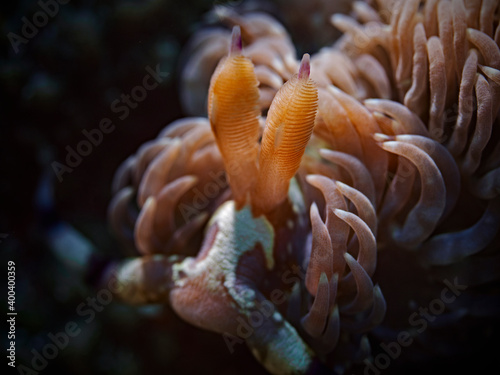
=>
[102,1,500,374]
[180,7,298,115]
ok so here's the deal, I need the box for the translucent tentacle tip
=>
[230,25,242,55]
[298,53,311,79]
[373,133,392,143]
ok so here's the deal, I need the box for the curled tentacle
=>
[404,22,429,117]
[154,176,199,242]
[305,203,333,295]
[354,54,392,99]
[467,28,500,69]
[340,253,374,315]
[137,140,182,207]
[395,0,420,97]
[335,209,377,278]
[108,186,136,252]
[327,86,388,204]
[422,197,500,266]
[301,272,330,338]
[319,305,340,353]
[392,134,461,221]
[364,99,429,136]
[461,74,493,176]
[319,149,376,207]
[341,285,386,334]
[479,64,500,85]
[335,181,377,235]
[447,49,479,157]
[132,139,171,187]
[135,197,160,254]
[468,168,500,199]
[427,36,447,140]
[381,140,446,249]
[375,134,418,227]
[316,88,364,161]
[305,175,348,277]
[254,64,284,90]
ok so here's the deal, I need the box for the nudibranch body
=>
[106,28,343,374]
[103,1,500,373]
[104,23,389,375]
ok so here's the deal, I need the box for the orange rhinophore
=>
[207,26,261,208]
[252,54,318,215]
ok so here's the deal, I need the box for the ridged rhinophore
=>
[252,54,318,214]
[208,27,261,207]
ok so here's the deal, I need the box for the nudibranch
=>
[103,1,500,373]
[105,26,383,374]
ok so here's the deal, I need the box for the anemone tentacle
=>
[104,1,500,373]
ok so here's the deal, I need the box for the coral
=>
[104,1,500,374]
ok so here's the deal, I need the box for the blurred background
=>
[1,0,498,374]
[0,0,346,374]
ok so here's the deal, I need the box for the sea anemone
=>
[102,1,500,374]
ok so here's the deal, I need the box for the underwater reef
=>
[105,0,500,374]
[2,0,500,374]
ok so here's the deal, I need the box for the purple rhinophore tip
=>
[230,26,242,55]
[298,53,311,79]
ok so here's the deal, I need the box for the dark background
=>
[1,1,344,374]
[1,1,270,374]
[1,0,498,374]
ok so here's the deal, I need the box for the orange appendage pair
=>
[208,26,318,216]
